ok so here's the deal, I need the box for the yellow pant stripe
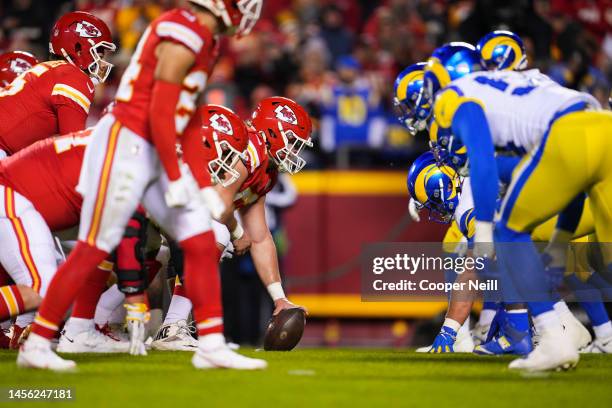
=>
[86,121,121,246]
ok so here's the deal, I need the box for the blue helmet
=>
[477,30,527,71]
[423,42,482,104]
[407,151,461,223]
[429,122,469,176]
[393,62,431,134]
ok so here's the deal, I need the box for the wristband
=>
[231,223,244,241]
[267,282,286,301]
[443,318,461,333]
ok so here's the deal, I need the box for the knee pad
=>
[115,211,149,295]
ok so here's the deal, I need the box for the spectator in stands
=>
[320,56,386,157]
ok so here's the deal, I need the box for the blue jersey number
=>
[474,76,536,96]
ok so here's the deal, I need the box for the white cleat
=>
[192,345,268,370]
[151,321,198,351]
[57,327,129,353]
[472,323,490,346]
[454,330,475,352]
[18,335,76,371]
[509,327,578,372]
[559,311,592,350]
[580,336,612,354]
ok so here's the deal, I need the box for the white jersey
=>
[447,69,600,154]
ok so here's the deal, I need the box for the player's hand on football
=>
[200,187,226,221]
[273,298,308,316]
[408,197,421,222]
[428,326,457,353]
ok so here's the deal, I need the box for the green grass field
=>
[0,349,610,407]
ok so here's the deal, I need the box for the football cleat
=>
[579,336,612,354]
[9,324,30,350]
[454,329,475,352]
[558,309,592,350]
[0,328,10,349]
[151,321,198,351]
[18,334,76,371]
[508,326,578,372]
[192,345,268,370]
[125,303,149,356]
[473,327,533,356]
[96,323,128,342]
[472,322,490,346]
[192,333,267,370]
[57,327,129,353]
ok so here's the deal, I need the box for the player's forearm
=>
[150,80,182,181]
[251,234,284,296]
[446,270,476,325]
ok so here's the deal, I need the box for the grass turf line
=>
[0,349,610,407]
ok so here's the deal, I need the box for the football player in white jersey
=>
[423,42,608,371]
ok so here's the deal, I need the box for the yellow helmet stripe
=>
[414,163,437,204]
[427,57,452,89]
[396,70,424,100]
[481,38,522,69]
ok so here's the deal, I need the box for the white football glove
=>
[473,221,495,259]
[200,187,226,221]
[164,177,192,208]
[408,198,421,222]
[125,303,149,356]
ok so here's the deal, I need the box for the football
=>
[263,308,306,351]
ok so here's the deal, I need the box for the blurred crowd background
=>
[2,0,611,170]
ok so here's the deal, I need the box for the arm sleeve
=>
[495,155,521,185]
[150,79,182,181]
[51,78,93,133]
[57,105,88,134]
[451,101,499,223]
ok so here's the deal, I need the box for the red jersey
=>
[0,130,90,230]
[0,61,94,155]
[234,131,278,209]
[113,8,218,140]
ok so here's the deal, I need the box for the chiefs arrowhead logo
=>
[209,113,233,136]
[74,21,102,38]
[10,58,34,74]
[274,105,298,125]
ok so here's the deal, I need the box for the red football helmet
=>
[251,97,313,174]
[0,51,39,87]
[189,0,262,36]
[49,11,116,83]
[200,104,249,187]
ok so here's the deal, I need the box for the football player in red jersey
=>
[0,129,132,352]
[0,51,39,88]
[19,0,268,359]
[152,97,313,350]
[0,12,115,158]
